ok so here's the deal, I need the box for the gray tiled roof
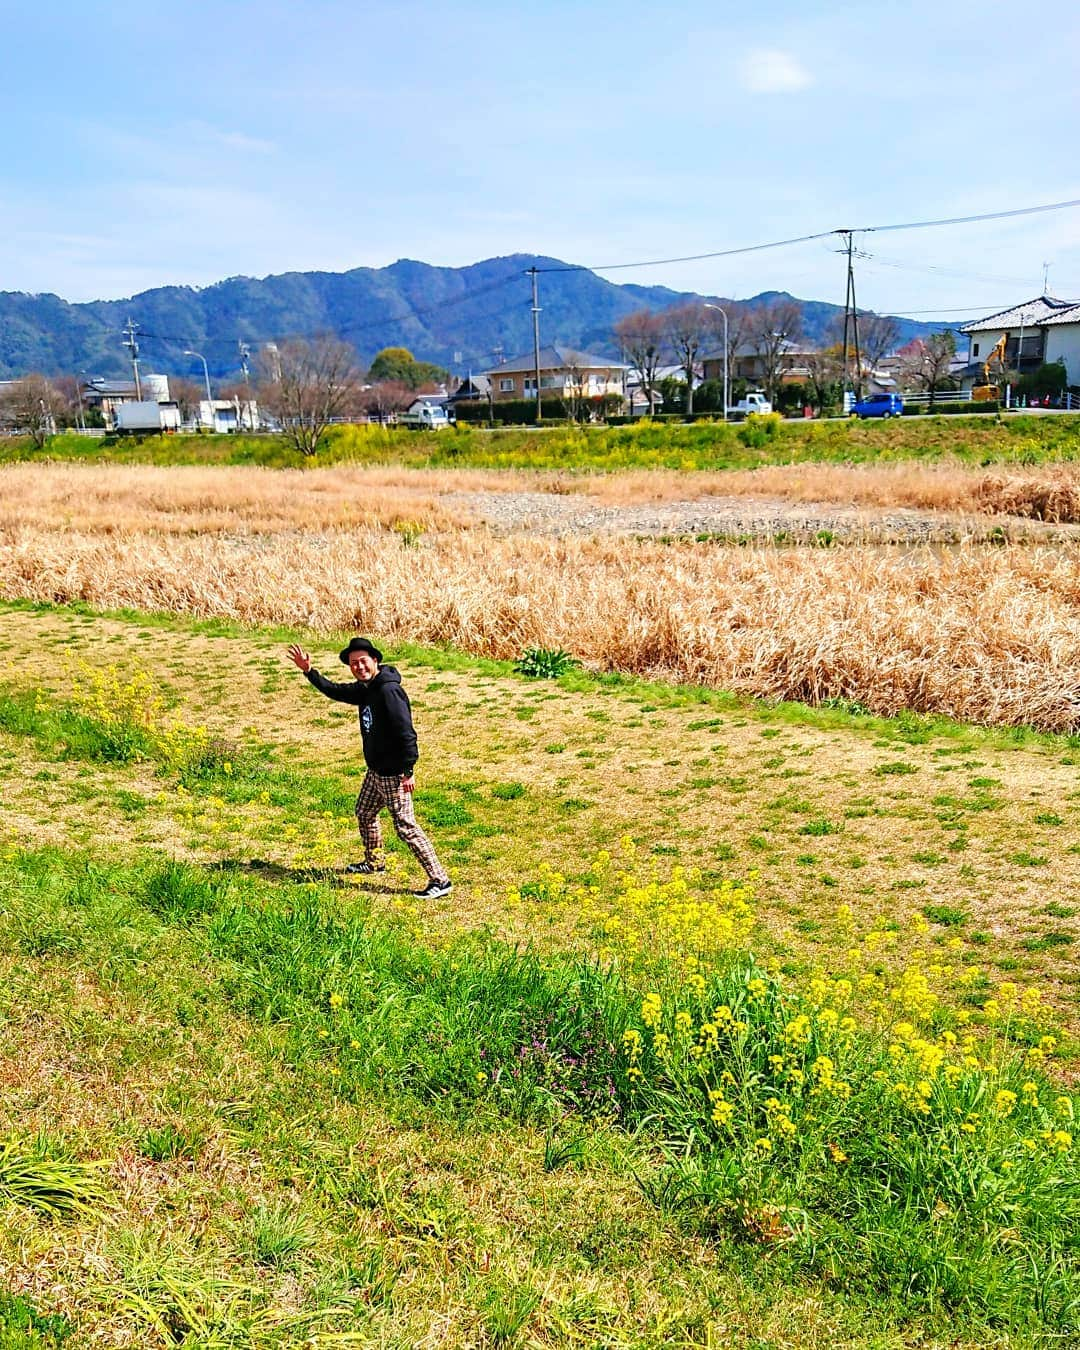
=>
[959,296,1076,333]
[1040,304,1080,327]
[83,378,139,397]
[481,345,627,376]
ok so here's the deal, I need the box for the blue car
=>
[852,393,903,418]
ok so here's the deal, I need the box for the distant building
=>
[701,340,817,386]
[480,346,627,403]
[82,373,171,430]
[625,364,682,415]
[447,374,492,406]
[197,398,260,432]
[959,296,1080,388]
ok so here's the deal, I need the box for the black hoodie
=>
[304,664,419,775]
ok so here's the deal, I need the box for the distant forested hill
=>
[0,253,958,379]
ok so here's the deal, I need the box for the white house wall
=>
[1044,326,1080,384]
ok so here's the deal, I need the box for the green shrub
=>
[901,401,999,416]
[737,411,782,447]
[0,1291,73,1346]
[514,647,582,679]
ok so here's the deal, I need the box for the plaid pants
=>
[355,771,449,884]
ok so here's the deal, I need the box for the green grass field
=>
[4,411,1080,473]
[1,601,1077,1347]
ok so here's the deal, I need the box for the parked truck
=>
[729,392,773,417]
[114,400,181,433]
[398,400,451,430]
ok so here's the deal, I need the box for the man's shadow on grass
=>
[208,857,403,896]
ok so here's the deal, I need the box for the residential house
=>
[481,346,627,404]
[447,374,491,406]
[958,295,1080,390]
[701,340,816,387]
[625,363,682,415]
[198,398,260,433]
[82,373,172,430]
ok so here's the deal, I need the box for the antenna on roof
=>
[1043,261,1050,294]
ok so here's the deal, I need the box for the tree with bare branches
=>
[169,376,204,427]
[665,302,711,415]
[704,300,752,395]
[257,336,363,455]
[360,380,413,423]
[859,314,902,373]
[0,374,69,448]
[749,299,803,406]
[614,309,667,415]
[803,344,845,413]
[898,332,957,406]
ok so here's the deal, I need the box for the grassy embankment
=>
[0,602,1078,1346]
[3,412,1080,472]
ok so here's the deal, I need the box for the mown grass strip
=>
[5,598,1079,755]
[4,842,1077,1337]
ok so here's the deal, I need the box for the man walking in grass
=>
[287,637,452,899]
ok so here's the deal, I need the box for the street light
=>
[183,349,213,428]
[703,304,729,421]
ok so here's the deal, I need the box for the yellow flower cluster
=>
[709,1090,734,1128]
[70,659,210,768]
[810,1055,851,1101]
[525,842,757,968]
[764,1096,797,1141]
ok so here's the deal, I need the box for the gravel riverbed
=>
[447,490,1079,545]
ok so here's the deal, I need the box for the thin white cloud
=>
[184,121,277,154]
[739,48,813,94]
[206,127,277,155]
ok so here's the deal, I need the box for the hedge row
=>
[901,401,1000,416]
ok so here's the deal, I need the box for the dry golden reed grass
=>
[5,461,1080,528]
[0,463,485,534]
[3,521,1079,732]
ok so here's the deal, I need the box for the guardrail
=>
[901,390,973,405]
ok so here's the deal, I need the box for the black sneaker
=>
[414,878,452,899]
[344,861,386,875]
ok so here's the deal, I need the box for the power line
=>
[860,197,1080,235]
[534,194,1080,277]
[104,193,1080,363]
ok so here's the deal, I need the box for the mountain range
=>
[0,254,962,381]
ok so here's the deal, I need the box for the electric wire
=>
[104,192,1080,359]
[534,195,1080,276]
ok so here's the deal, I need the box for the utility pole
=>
[238,341,252,431]
[74,371,86,432]
[839,232,862,403]
[528,266,543,422]
[122,318,142,399]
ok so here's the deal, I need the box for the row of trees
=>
[614,299,912,414]
[0,342,449,455]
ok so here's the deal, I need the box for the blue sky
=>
[3,0,1079,316]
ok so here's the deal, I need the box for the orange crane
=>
[972,333,1008,401]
